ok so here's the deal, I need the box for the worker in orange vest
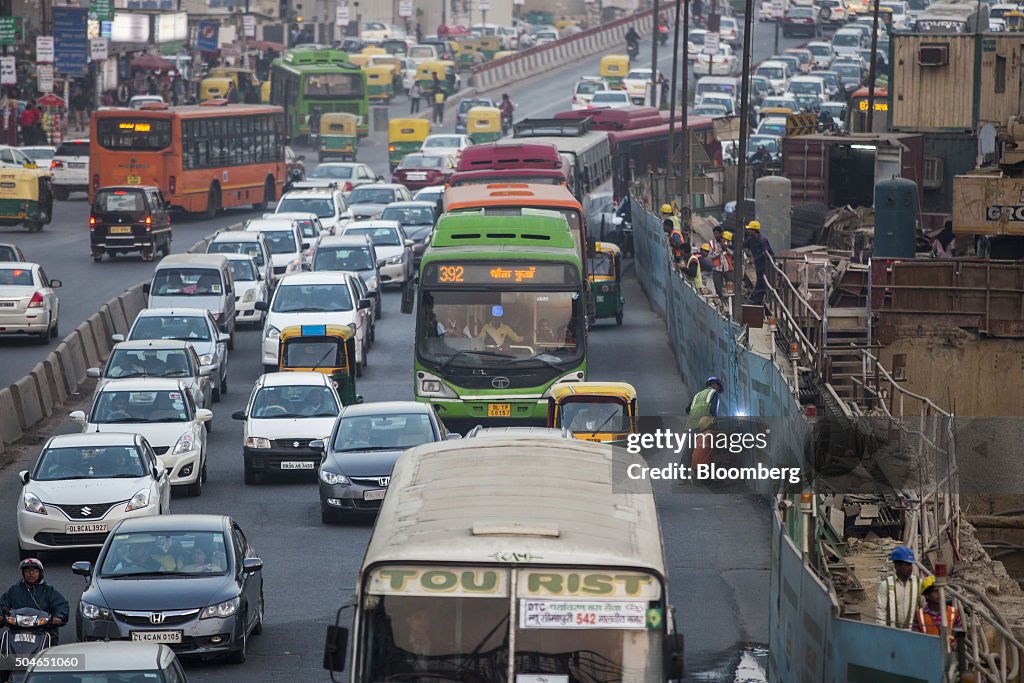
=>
[913,576,963,646]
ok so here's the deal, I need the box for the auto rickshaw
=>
[369,54,404,92]
[260,78,272,103]
[365,65,395,103]
[348,54,373,70]
[207,66,262,101]
[466,106,502,143]
[416,60,458,94]
[388,118,431,171]
[360,45,387,56]
[493,50,517,60]
[454,39,482,67]
[477,36,502,60]
[0,165,53,233]
[277,325,361,403]
[760,105,795,119]
[588,241,625,325]
[547,382,638,445]
[600,54,630,89]
[1006,9,1024,29]
[319,112,359,161]
[199,76,233,101]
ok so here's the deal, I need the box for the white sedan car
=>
[623,68,662,104]
[340,220,415,288]
[224,254,269,327]
[0,262,61,342]
[234,372,342,485]
[588,91,632,109]
[696,45,740,76]
[70,378,212,496]
[420,134,472,158]
[17,432,171,557]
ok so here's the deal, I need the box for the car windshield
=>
[277,197,335,218]
[0,246,21,261]
[748,137,780,155]
[562,401,630,433]
[576,80,605,94]
[834,32,860,45]
[332,413,435,451]
[789,81,822,94]
[346,227,401,246]
[55,142,89,157]
[293,219,319,239]
[458,99,491,114]
[349,187,397,204]
[759,121,787,136]
[835,65,861,78]
[410,46,436,59]
[92,390,189,424]
[150,268,223,297]
[272,283,353,312]
[99,531,228,577]
[251,384,339,418]
[34,445,146,481]
[809,45,831,57]
[587,252,614,276]
[592,93,626,103]
[625,70,650,79]
[208,241,265,266]
[821,103,846,117]
[0,267,33,286]
[788,8,813,16]
[20,148,54,161]
[381,206,434,225]
[310,165,353,179]
[106,349,193,379]
[260,230,298,254]
[313,246,375,271]
[757,66,785,79]
[423,137,462,148]
[131,315,211,342]
[228,259,256,281]
[400,155,447,169]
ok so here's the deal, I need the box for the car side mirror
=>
[218,333,231,343]
[142,283,151,295]
[404,239,414,247]
[242,557,264,574]
[71,561,93,577]
[377,259,387,268]
[254,301,269,311]
[154,456,168,474]
[309,439,325,450]
[50,279,62,288]
[355,395,364,404]
[195,408,213,423]
[323,625,349,672]
[366,290,379,298]
[358,298,371,310]
[19,470,29,484]
[69,410,87,424]
[86,367,102,378]
[302,242,311,250]
[400,282,415,315]
[199,366,214,377]
[376,175,385,181]
[111,333,125,343]
[232,410,247,420]
[298,154,306,160]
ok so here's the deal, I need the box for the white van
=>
[144,254,236,348]
[695,76,740,104]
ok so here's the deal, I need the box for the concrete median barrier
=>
[42,355,67,405]
[107,296,130,337]
[58,333,89,392]
[11,374,44,433]
[31,363,55,419]
[120,284,147,324]
[87,313,111,359]
[76,320,102,369]
[0,388,22,447]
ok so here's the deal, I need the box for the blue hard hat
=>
[891,546,915,563]
[706,376,723,391]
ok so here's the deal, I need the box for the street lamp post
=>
[651,0,660,107]
[668,0,682,147]
[731,0,756,321]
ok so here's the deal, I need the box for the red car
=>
[391,152,457,191]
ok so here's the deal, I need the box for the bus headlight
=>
[418,373,457,398]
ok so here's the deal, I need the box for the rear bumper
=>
[0,312,48,333]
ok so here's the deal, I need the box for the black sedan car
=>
[316,401,454,523]
[379,200,438,266]
[73,514,264,663]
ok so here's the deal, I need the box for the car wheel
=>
[19,547,35,560]
[36,316,51,344]
[220,372,228,396]
[321,506,337,524]
[227,329,236,351]
[212,381,222,402]
[616,311,624,326]
[227,622,247,664]
[355,357,363,377]
[201,460,208,483]
[375,296,383,318]
[253,590,264,635]
[92,251,103,262]
[50,318,59,338]
[186,466,203,497]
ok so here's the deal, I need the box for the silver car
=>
[0,262,62,342]
[88,339,215,409]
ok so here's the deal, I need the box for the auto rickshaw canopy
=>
[389,117,431,141]
[278,324,359,405]
[321,112,359,136]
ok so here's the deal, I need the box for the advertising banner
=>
[36,36,55,64]
[197,20,220,52]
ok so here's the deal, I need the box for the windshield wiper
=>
[438,349,514,372]
[110,571,192,578]
[590,411,621,438]
[311,345,336,373]
[149,418,187,423]
[103,417,152,424]
[279,307,327,313]
[105,473,146,478]
[339,445,402,452]
[111,371,146,378]
[169,336,210,342]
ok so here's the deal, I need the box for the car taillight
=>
[92,174,99,190]
[28,291,43,308]
[572,95,579,103]
[145,215,152,231]
[50,160,62,169]
[388,144,396,152]
[344,181,352,192]
[169,175,176,194]
[89,216,96,230]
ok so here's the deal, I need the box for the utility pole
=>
[668,0,682,146]
[731,0,755,321]
[681,0,689,201]
[866,0,881,132]
[651,0,660,107]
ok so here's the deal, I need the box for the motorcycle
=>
[612,215,634,258]
[0,608,56,683]
[657,24,670,45]
[626,40,639,60]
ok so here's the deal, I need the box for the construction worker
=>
[684,246,704,290]
[661,203,681,232]
[685,376,723,430]
[710,226,734,303]
[663,204,686,268]
[875,546,922,630]
[743,220,775,305]
[913,576,963,645]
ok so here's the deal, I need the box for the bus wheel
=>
[253,177,275,211]
[204,184,221,220]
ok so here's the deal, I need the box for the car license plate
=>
[0,301,13,307]
[110,225,132,234]
[487,403,511,417]
[595,295,605,302]
[281,461,315,470]
[363,489,387,501]
[14,633,36,642]
[66,522,108,534]
[127,175,141,184]
[69,162,85,169]
[407,172,427,181]
[131,630,183,643]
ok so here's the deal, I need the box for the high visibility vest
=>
[686,255,703,290]
[916,606,959,644]
[710,241,733,272]
[685,387,717,429]
[884,576,920,629]
[670,228,686,259]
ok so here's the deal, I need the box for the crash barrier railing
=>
[471,9,655,93]
[762,254,824,385]
[0,225,241,458]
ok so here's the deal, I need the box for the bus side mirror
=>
[664,633,685,679]
[400,282,415,315]
[322,625,349,672]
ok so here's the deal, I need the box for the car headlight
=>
[417,372,458,399]
[199,354,215,366]
[320,469,349,486]
[172,432,196,455]
[125,488,151,512]
[245,437,271,449]
[264,325,280,340]
[201,597,240,619]
[22,491,46,515]
[242,288,256,303]
[80,601,111,620]
[385,254,404,265]
[367,276,379,290]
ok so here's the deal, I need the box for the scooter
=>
[657,23,670,45]
[0,608,55,683]
[626,40,639,60]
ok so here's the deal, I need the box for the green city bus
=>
[407,211,588,431]
[269,48,369,140]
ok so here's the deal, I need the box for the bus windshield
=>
[96,118,173,151]
[304,73,364,98]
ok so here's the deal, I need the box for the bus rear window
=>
[97,119,173,151]
[304,74,364,98]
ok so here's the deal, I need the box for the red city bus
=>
[447,167,569,188]
[90,102,287,217]
[455,141,565,172]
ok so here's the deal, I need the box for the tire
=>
[252,591,264,635]
[375,296,383,318]
[141,243,156,262]
[244,466,259,485]
[201,461,208,483]
[321,506,337,524]
[18,547,34,560]
[204,184,221,220]
[227,329,235,351]
[50,319,59,338]
[212,381,222,403]
[36,316,51,344]
[160,236,171,257]
[253,176,275,211]
[220,372,228,396]
[186,469,202,497]
[92,252,103,262]
[227,622,247,664]
[355,356,363,377]
[54,186,70,201]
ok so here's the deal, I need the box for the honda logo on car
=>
[149,612,165,624]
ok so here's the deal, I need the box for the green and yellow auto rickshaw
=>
[0,165,53,233]
[388,118,431,171]
[365,64,395,103]
[547,382,638,445]
[466,106,502,143]
[277,325,361,403]
[600,54,630,89]
[477,36,502,60]
[199,76,233,102]
[417,60,458,94]
[454,39,481,68]
[319,112,359,161]
[588,241,625,325]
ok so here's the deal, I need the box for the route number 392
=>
[439,265,464,283]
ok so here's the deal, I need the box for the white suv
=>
[275,188,351,235]
[50,139,90,200]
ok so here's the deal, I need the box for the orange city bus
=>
[848,87,889,134]
[90,102,287,217]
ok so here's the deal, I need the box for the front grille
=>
[168,637,199,652]
[350,476,390,487]
[272,438,316,449]
[34,532,109,546]
[114,609,200,627]
[153,446,169,455]
[441,366,564,391]
[51,502,121,520]
[348,498,383,511]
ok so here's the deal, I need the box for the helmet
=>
[19,558,44,577]
[706,376,723,391]
[660,203,673,215]
[700,243,710,252]
[723,231,734,241]
[920,576,936,594]
[891,546,915,564]
[747,220,761,231]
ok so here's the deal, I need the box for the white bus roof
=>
[361,437,667,576]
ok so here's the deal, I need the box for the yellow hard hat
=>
[747,220,761,230]
[723,231,733,241]
[660,203,673,215]
[700,243,710,252]
[920,576,936,594]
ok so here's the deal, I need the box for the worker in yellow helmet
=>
[744,220,774,305]
[710,225,734,304]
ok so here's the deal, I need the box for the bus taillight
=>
[169,176,176,193]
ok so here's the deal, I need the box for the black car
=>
[74,514,264,663]
[379,201,437,266]
[455,97,497,134]
[782,6,821,37]
[90,186,172,262]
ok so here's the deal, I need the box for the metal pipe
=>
[668,0,682,160]
[652,0,661,107]
[681,0,690,199]
[731,0,755,321]
[866,0,881,131]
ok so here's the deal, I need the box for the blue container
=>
[874,177,918,259]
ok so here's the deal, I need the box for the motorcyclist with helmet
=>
[307,105,323,145]
[499,93,515,135]
[0,559,69,645]
[625,26,640,58]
